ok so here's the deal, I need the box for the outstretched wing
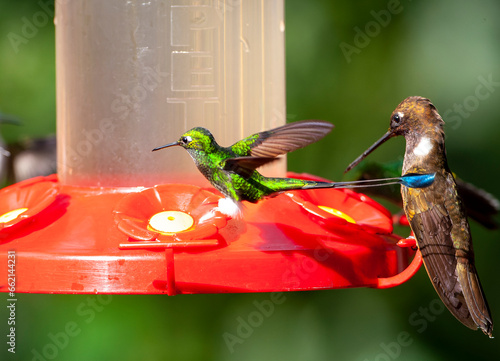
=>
[222,156,278,178]
[230,120,333,157]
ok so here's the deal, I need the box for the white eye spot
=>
[185,136,192,143]
[413,137,433,156]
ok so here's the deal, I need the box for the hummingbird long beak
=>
[151,141,180,152]
[345,130,395,173]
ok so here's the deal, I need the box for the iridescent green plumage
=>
[153,121,335,204]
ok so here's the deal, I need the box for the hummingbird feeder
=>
[0,0,421,295]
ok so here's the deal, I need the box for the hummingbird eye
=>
[392,112,404,126]
[181,136,192,144]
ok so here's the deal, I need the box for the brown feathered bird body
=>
[346,96,493,336]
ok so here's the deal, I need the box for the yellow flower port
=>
[0,208,28,223]
[147,211,195,235]
[317,206,356,224]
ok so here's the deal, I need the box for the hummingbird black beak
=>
[151,141,180,152]
[345,130,395,173]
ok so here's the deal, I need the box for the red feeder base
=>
[0,173,421,295]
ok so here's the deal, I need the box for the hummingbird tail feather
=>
[411,206,491,334]
[457,262,494,337]
[420,247,477,332]
[261,178,334,194]
[299,181,334,190]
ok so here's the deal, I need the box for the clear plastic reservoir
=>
[55,0,286,187]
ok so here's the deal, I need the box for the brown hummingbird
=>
[345,96,493,337]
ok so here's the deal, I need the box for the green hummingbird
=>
[346,96,493,337]
[153,120,435,217]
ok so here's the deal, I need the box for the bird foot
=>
[397,235,417,249]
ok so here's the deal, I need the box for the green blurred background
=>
[1,0,499,360]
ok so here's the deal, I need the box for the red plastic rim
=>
[0,176,59,238]
[0,174,420,294]
[287,172,393,234]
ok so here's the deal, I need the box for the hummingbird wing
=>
[230,120,333,158]
[404,173,493,336]
[223,156,279,178]
[456,178,500,230]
